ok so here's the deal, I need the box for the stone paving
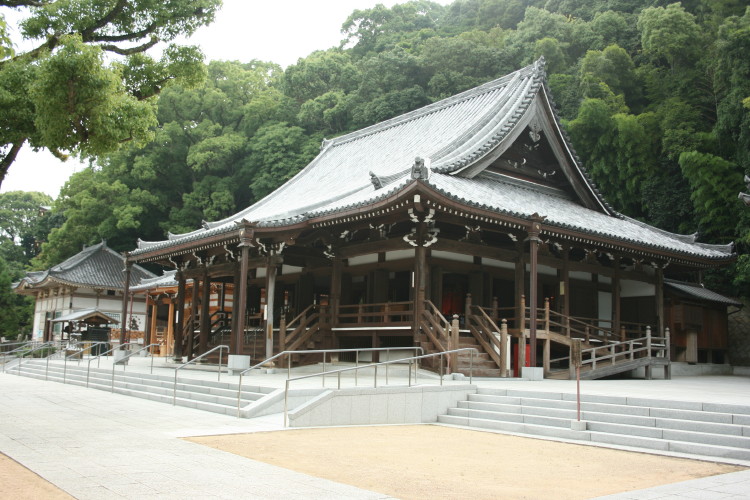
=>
[1,360,749,499]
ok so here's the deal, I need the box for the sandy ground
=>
[0,453,73,500]
[188,425,745,500]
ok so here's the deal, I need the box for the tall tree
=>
[0,0,221,188]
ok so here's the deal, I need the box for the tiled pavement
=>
[1,365,749,499]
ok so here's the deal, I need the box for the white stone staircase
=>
[5,358,275,417]
[438,388,750,463]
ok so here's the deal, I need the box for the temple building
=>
[124,59,735,378]
[13,241,155,343]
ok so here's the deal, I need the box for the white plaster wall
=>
[288,384,477,428]
[621,279,655,298]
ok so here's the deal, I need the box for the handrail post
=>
[355,350,359,386]
[284,379,289,428]
[544,297,550,333]
[386,348,390,385]
[439,353,444,385]
[665,327,671,380]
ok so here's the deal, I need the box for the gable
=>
[448,88,611,215]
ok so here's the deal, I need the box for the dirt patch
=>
[187,425,744,500]
[0,453,73,500]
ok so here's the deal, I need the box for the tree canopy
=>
[0,0,222,188]
[6,0,750,334]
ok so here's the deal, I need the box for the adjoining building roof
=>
[50,308,119,324]
[665,280,743,307]
[130,60,733,264]
[13,241,156,293]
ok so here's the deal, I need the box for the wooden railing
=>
[420,300,451,352]
[280,304,321,353]
[336,301,414,326]
[466,305,507,372]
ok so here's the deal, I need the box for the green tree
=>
[637,3,703,72]
[0,255,33,337]
[0,0,221,188]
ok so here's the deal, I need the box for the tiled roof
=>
[665,280,743,307]
[130,60,732,263]
[14,241,155,291]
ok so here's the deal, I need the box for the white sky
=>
[2,0,449,197]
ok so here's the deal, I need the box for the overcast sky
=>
[2,0,449,197]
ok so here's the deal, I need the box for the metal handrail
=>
[86,342,135,387]
[61,341,108,382]
[236,347,424,417]
[281,347,478,426]
[0,341,33,354]
[173,345,228,405]
[110,343,160,392]
[11,342,57,374]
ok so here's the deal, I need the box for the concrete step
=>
[10,360,273,417]
[439,388,750,463]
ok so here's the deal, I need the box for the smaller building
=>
[130,271,234,358]
[12,241,155,342]
[664,280,743,365]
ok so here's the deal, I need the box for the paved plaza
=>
[1,363,749,499]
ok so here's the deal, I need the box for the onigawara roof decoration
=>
[131,58,733,266]
[13,241,156,293]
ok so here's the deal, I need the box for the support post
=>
[414,243,427,343]
[612,255,621,339]
[560,245,570,337]
[514,251,524,330]
[199,268,210,355]
[527,216,543,368]
[500,319,509,377]
[450,314,460,375]
[149,301,158,354]
[665,327,671,380]
[330,254,342,329]
[174,271,186,362]
[119,261,132,349]
[234,244,250,356]
[655,264,665,343]
[144,298,152,349]
[265,257,278,361]
[187,274,199,360]
[166,299,175,357]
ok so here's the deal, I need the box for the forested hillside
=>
[3,0,750,335]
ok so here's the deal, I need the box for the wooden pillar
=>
[119,262,131,348]
[265,257,278,361]
[560,245,570,337]
[527,217,542,368]
[144,298,153,349]
[330,255,342,327]
[199,268,210,355]
[174,271,186,362]
[234,244,250,356]
[514,250,525,330]
[655,264,665,338]
[166,299,175,356]
[414,242,428,344]
[149,301,158,354]
[186,276,199,360]
[612,256,621,338]
[230,265,240,354]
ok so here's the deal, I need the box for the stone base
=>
[227,354,251,376]
[571,420,587,431]
[521,366,544,380]
[113,349,129,365]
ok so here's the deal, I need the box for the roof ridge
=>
[331,62,539,149]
